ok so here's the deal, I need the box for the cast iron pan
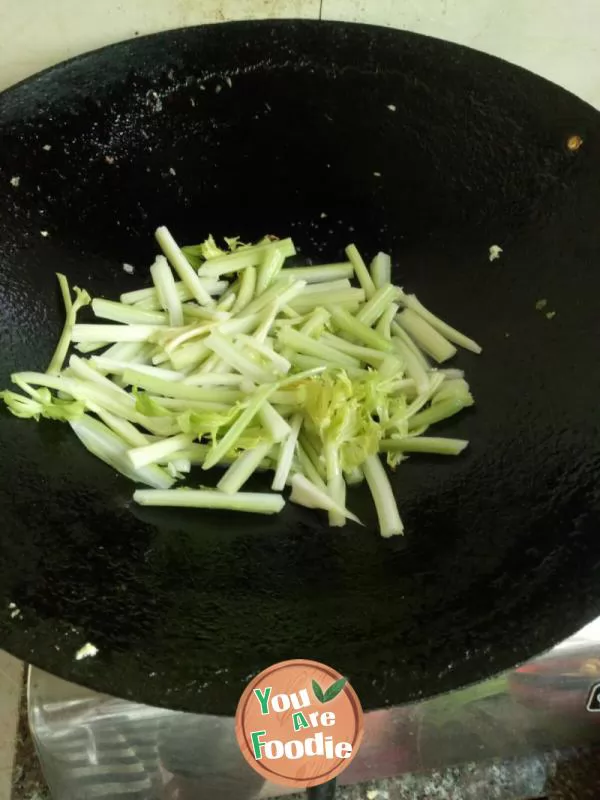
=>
[1,21,600,723]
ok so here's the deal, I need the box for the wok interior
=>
[0,22,600,714]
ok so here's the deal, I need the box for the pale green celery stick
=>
[376,303,399,340]
[270,389,304,405]
[219,313,262,338]
[296,442,328,490]
[198,353,222,374]
[102,341,152,363]
[70,414,174,489]
[381,437,469,455]
[134,488,285,514]
[282,263,353,283]
[205,331,275,383]
[277,367,328,388]
[155,226,214,306]
[344,466,364,485]
[183,373,244,387]
[256,249,285,295]
[75,341,109,354]
[237,276,295,318]
[286,352,335,374]
[123,369,242,403]
[324,444,345,527]
[272,413,302,491]
[404,373,445,419]
[198,238,296,277]
[346,244,376,299]
[370,252,392,289]
[319,333,387,366]
[128,433,193,469]
[183,304,230,322]
[436,368,465,380]
[432,378,472,405]
[378,354,405,380]
[277,327,360,369]
[68,355,132,400]
[300,308,331,337]
[280,305,300,318]
[302,279,351,296]
[363,454,403,537]
[92,299,167,326]
[47,274,91,375]
[217,441,273,494]
[288,288,364,313]
[167,458,191,478]
[236,334,290,375]
[168,340,211,371]
[166,443,210,464]
[87,403,150,447]
[92,356,182,383]
[299,433,327,481]
[72,324,160,343]
[408,396,473,431]
[151,397,231,412]
[150,255,184,327]
[402,294,482,354]
[120,279,226,306]
[391,322,430,369]
[356,284,400,327]
[327,306,394,353]
[290,474,361,523]
[397,308,457,363]
[203,385,276,470]
[217,293,236,313]
[231,267,257,314]
[258,402,292,443]
[392,338,430,395]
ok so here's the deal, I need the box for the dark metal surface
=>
[1,20,600,716]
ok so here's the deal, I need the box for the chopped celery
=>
[346,244,376,299]
[47,274,91,375]
[134,488,285,514]
[396,309,457,363]
[363,454,403,537]
[155,226,215,307]
[217,441,273,494]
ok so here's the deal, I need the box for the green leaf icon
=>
[323,677,348,703]
[312,679,325,703]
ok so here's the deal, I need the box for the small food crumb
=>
[75,642,98,661]
[225,76,232,88]
[535,298,548,311]
[42,144,52,151]
[105,155,115,165]
[10,608,21,619]
[546,310,556,319]
[320,212,327,219]
[169,167,176,176]
[123,263,135,275]
[215,84,222,94]
[373,171,382,177]
[567,134,583,151]
[190,98,196,107]
[489,244,503,262]
[387,104,397,112]
[40,230,49,237]
[10,176,20,187]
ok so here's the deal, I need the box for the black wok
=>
[1,21,600,726]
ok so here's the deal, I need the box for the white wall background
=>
[1,0,599,108]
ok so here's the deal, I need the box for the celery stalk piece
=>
[299,308,331,338]
[282,263,353,283]
[70,414,174,489]
[92,299,168,326]
[272,413,302,491]
[404,373,445,420]
[231,266,257,314]
[120,279,226,306]
[376,302,398,340]
[362,454,403,537]
[182,373,245,387]
[68,355,133,401]
[319,333,387,366]
[198,238,296,277]
[346,244,376,299]
[391,322,430,370]
[150,255,184,327]
[134,488,285,514]
[258,402,292,443]
[380,437,469,455]
[408,395,473,431]
[217,441,273,494]
[289,474,361,524]
[302,279,352,296]
[402,294,482,354]
[288,288,365,313]
[205,332,276,384]
[92,357,182,383]
[356,284,400,327]
[150,397,231,412]
[183,304,230,322]
[295,442,328,490]
[344,466,364,486]
[236,335,291,375]
[277,327,361,370]
[324,444,346,527]
[87,403,151,447]
[256,248,285,295]
[47,274,91,375]
[128,433,194,469]
[217,293,236,313]
[72,324,160,343]
[327,306,394,353]
[370,252,392,289]
[75,341,109,354]
[122,369,243,403]
[392,338,430,395]
[102,341,153,363]
[396,308,457,363]
[155,226,215,307]
[202,385,276,470]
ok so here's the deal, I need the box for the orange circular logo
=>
[235,659,364,789]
